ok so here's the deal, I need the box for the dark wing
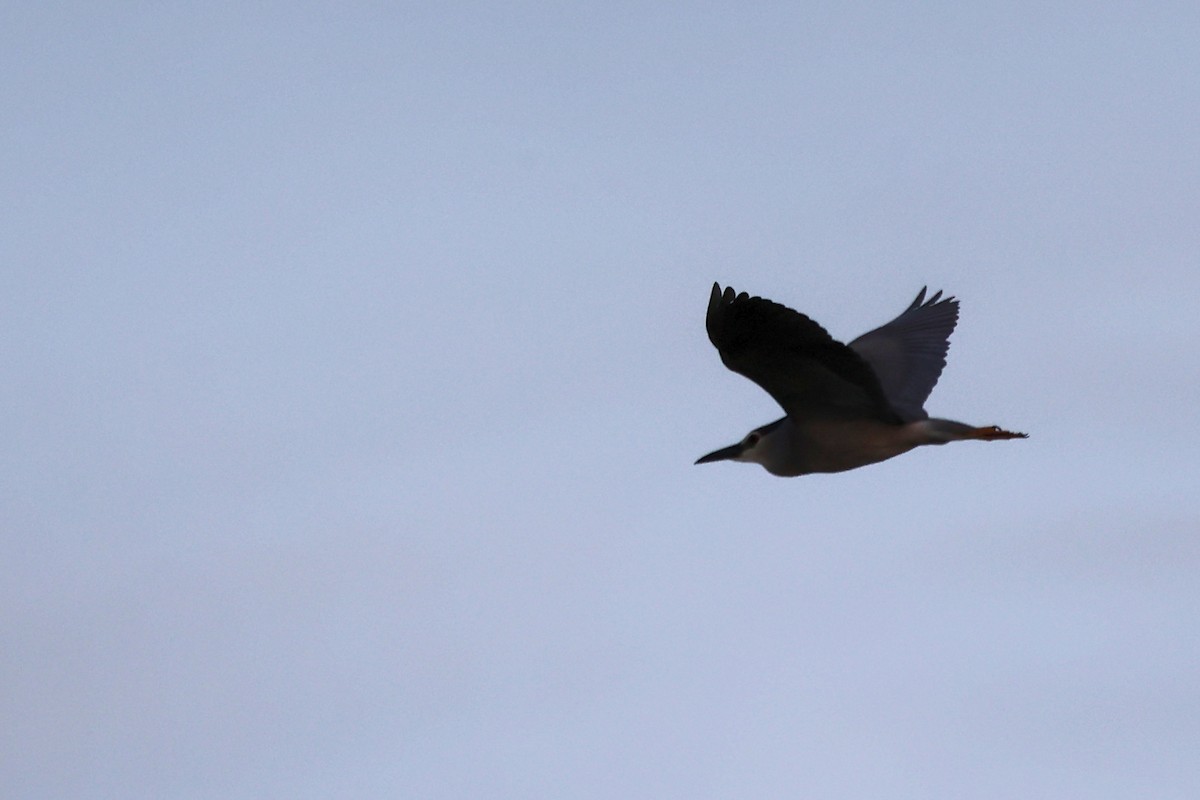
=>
[705,283,900,424]
[847,287,958,421]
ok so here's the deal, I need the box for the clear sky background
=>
[3,3,1199,798]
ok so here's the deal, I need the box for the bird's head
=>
[694,419,788,472]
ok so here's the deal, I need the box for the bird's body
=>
[767,417,922,476]
[696,283,1026,476]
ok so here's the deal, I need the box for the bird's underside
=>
[697,282,1027,476]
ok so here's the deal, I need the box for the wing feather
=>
[847,287,958,421]
[705,283,900,424]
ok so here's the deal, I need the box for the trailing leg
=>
[911,418,1029,445]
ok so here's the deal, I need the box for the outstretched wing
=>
[704,283,900,424]
[848,287,958,421]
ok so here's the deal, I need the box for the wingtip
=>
[909,286,957,310]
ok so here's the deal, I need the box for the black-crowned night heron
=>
[696,283,1027,476]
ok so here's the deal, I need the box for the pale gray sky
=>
[3,3,1199,798]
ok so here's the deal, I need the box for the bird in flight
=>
[696,283,1027,476]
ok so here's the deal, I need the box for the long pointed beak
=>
[694,442,744,465]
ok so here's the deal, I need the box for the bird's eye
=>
[745,433,760,446]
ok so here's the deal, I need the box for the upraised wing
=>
[704,283,900,424]
[848,287,958,421]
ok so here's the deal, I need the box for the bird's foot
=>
[971,425,1028,440]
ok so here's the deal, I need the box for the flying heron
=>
[696,283,1026,476]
